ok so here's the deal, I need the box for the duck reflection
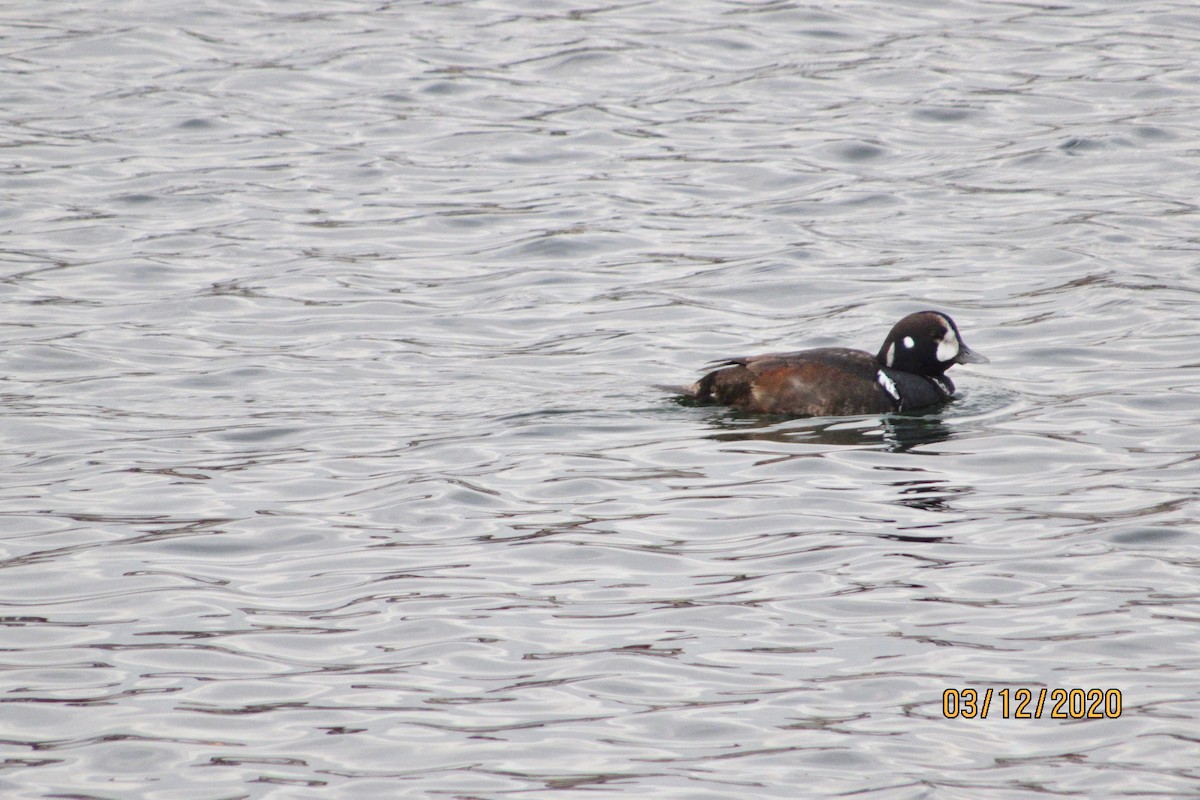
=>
[697,406,956,452]
[888,476,971,513]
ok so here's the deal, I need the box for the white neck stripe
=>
[876,370,901,403]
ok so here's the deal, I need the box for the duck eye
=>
[902,336,914,349]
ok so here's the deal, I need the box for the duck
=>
[681,311,987,417]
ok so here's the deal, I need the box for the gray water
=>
[3,1,1199,798]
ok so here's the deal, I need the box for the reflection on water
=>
[691,402,960,452]
[3,0,1200,798]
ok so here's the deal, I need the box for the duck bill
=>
[955,344,989,365]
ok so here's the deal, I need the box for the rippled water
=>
[3,1,1200,797]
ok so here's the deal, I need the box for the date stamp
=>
[942,688,1122,719]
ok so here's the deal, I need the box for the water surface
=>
[2,1,1200,798]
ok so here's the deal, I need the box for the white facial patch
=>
[876,370,900,402]
[884,342,895,367]
[936,326,960,363]
[902,336,914,349]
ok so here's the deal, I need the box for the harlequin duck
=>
[683,311,987,417]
